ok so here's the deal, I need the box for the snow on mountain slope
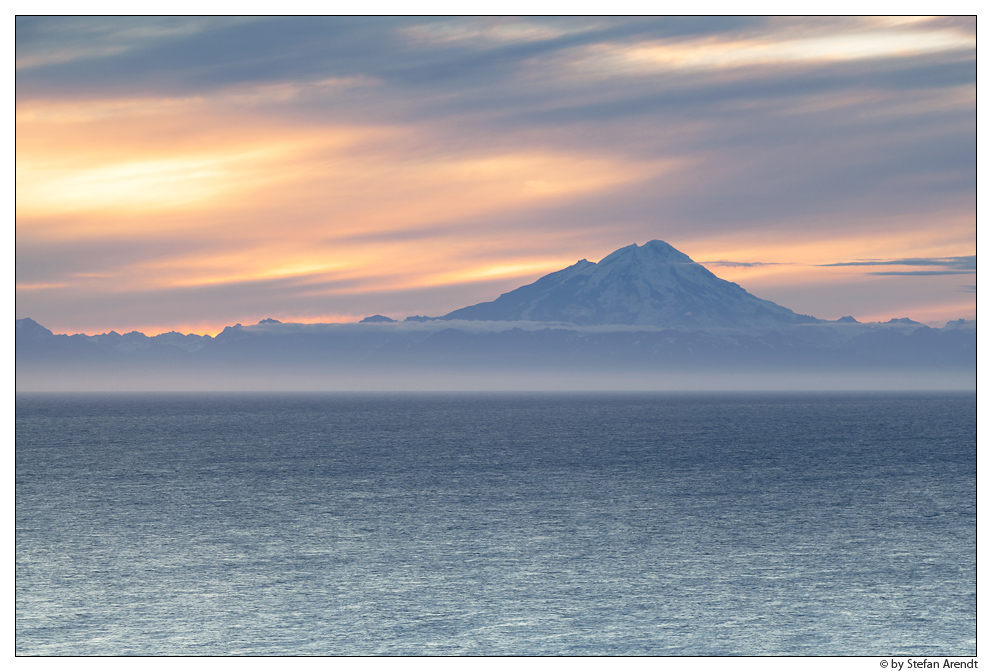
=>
[441,240,818,327]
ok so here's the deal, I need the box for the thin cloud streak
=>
[819,256,976,270]
[868,270,975,276]
[701,261,787,268]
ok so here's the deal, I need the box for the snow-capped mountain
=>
[15,240,976,391]
[441,240,817,327]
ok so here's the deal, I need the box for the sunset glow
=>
[15,16,975,336]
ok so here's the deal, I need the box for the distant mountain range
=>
[16,241,976,391]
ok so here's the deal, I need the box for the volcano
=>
[440,240,818,328]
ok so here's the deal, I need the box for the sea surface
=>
[15,392,976,656]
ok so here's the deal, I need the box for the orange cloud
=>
[18,95,665,226]
[16,92,673,310]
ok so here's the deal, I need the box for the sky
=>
[15,15,977,336]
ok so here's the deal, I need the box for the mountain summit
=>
[441,240,817,327]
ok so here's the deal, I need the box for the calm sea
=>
[15,392,976,656]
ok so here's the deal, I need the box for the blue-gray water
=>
[16,392,976,655]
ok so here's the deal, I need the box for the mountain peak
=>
[16,318,54,338]
[441,240,817,328]
[600,240,694,266]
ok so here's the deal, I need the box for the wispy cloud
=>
[15,17,230,70]
[400,18,603,48]
[867,270,974,276]
[818,256,975,271]
[701,260,786,268]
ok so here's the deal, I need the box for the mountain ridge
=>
[15,232,976,393]
[16,235,976,338]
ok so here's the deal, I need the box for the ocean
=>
[15,392,976,655]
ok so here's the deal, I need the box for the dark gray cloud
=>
[819,256,976,270]
[505,56,974,131]
[327,223,466,246]
[16,17,761,98]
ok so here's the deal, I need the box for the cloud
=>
[564,24,974,81]
[700,260,786,268]
[818,256,976,270]
[867,270,975,276]
[15,17,240,70]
